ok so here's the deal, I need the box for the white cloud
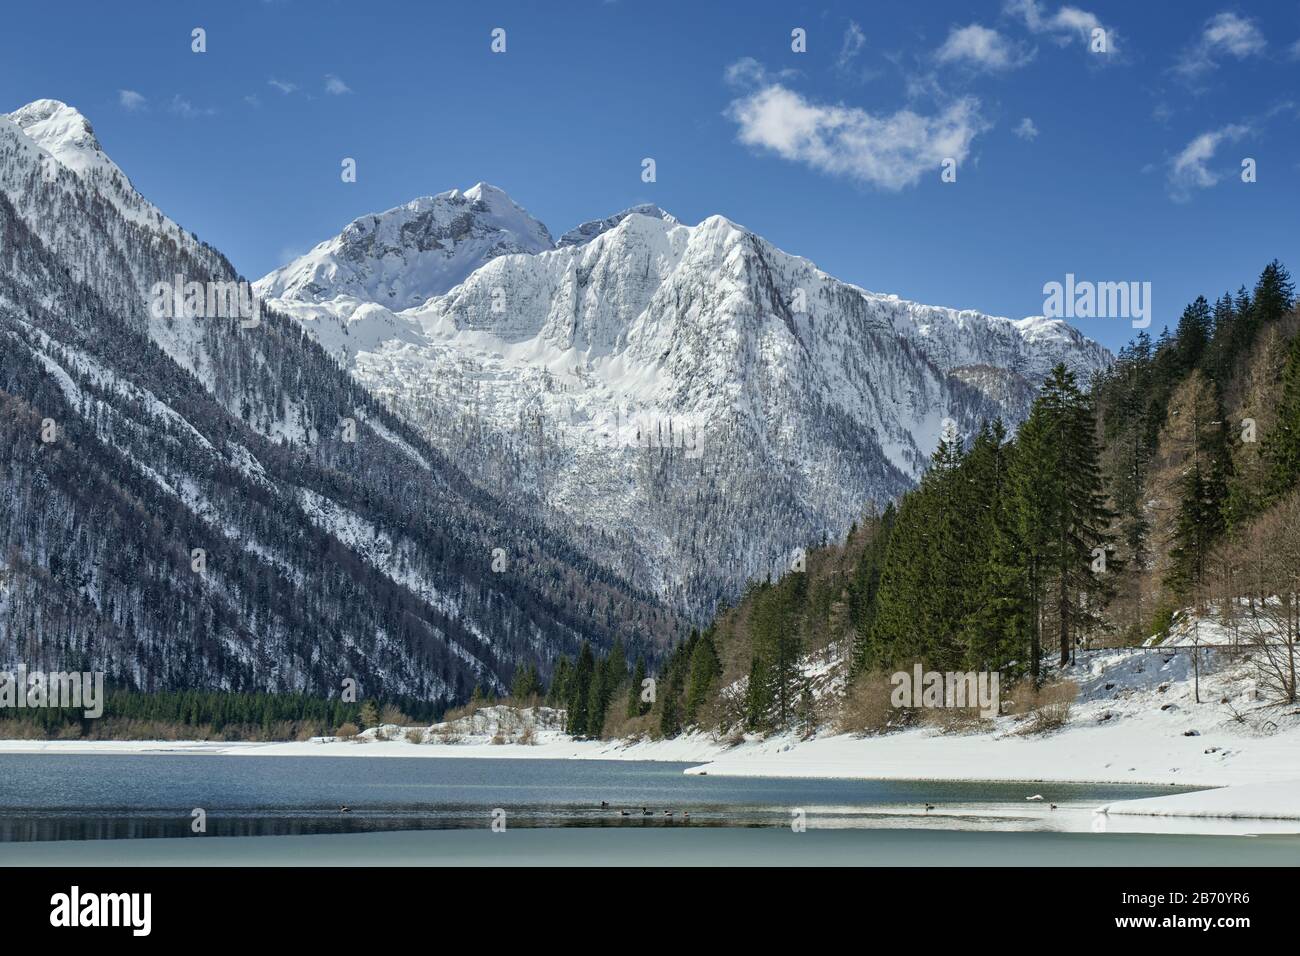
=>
[1014,117,1039,140]
[1006,0,1113,52]
[268,78,298,95]
[727,83,986,190]
[117,89,146,111]
[724,57,799,89]
[1203,12,1266,56]
[1290,38,1300,60]
[324,74,352,95]
[837,21,866,70]
[1168,124,1249,200]
[1175,12,1266,78]
[168,95,205,119]
[936,24,1022,70]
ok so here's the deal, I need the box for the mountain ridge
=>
[0,100,680,705]
[259,186,1112,617]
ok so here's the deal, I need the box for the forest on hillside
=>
[538,261,1300,739]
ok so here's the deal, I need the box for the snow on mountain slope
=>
[557,203,679,247]
[0,101,680,703]
[261,197,1113,618]
[4,99,182,238]
[254,183,554,309]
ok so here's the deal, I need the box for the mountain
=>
[556,203,679,247]
[0,101,679,705]
[261,196,1113,619]
[256,182,554,308]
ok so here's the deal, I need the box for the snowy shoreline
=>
[1,645,1297,827]
[1,722,1297,824]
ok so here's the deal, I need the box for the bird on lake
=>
[600,801,609,808]
[641,807,651,816]
[619,809,630,816]
[339,805,351,813]
[1026,794,1044,801]
[1050,804,1058,810]
[924,803,935,811]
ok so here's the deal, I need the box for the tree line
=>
[537,259,1299,733]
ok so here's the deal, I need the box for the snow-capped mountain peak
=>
[4,99,181,236]
[5,99,107,175]
[1,100,674,704]
[254,182,554,308]
[557,202,680,247]
[257,186,1113,617]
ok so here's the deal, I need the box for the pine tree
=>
[1006,402,1057,680]
[547,657,572,708]
[1245,261,1294,341]
[957,421,1021,669]
[1008,365,1114,672]
[847,504,894,674]
[565,643,594,737]
[584,639,626,737]
[510,663,542,701]
[1174,296,1213,374]
[659,638,692,738]
[1048,365,1116,663]
[684,631,721,724]
[869,489,934,669]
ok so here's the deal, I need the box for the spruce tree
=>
[1009,365,1114,672]
[1047,365,1115,664]
[565,643,594,737]
[1174,296,1212,374]
[685,631,721,724]
[547,657,572,708]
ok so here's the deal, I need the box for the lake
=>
[0,754,1294,865]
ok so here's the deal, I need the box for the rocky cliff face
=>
[261,193,1112,618]
[0,102,678,705]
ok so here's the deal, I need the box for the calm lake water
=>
[0,754,1294,864]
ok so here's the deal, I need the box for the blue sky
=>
[3,0,1298,352]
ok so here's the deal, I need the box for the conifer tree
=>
[547,657,572,708]
[1008,365,1114,671]
[565,643,594,737]
[685,631,721,724]
[847,504,894,674]
[1048,365,1116,663]
[1174,296,1212,374]
[957,421,1021,668]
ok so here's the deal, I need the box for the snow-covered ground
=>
[1098,780,1300,821]
[2,646,1296,827]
